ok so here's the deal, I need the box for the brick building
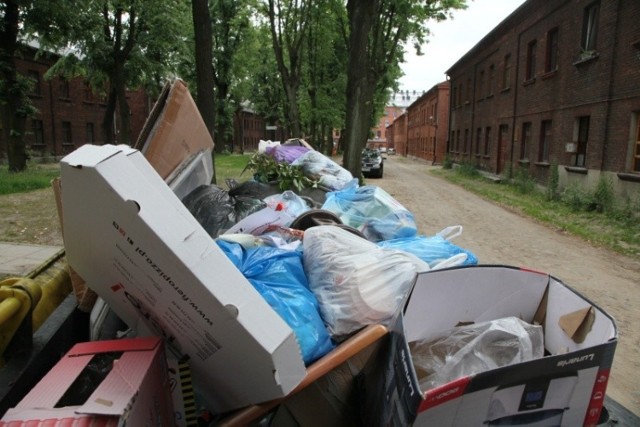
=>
[406,81,450,164]
[232,108,285,153]
[0,44,150,160]
[446,0,640,199]
[386,111,408,156]
[370,106,404,149]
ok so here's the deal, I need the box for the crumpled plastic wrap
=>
[291,150,356,191]
[377,228,478,269]
[409,317,544,391]
[303,225,429,337]
[322,183,418,242]
[263,190,311,218]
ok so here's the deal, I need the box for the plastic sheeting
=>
[322,183,418,242]
[409,317,544,391]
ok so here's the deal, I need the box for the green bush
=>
[442,154,453,170]
[455,161,480,178]
[513,166,535,194]
[592,175,614,214]
[546,163,559,201]
[561,182,593,212]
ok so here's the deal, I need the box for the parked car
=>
[387,148,396,155]
[361,148,384,178]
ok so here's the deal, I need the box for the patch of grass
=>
[0,163,61,195]
[431,168,640,258]
[214,153,253,185]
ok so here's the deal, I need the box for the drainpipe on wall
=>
[48,79,57,157]
[510,28,522,180]
[601,4,620,172]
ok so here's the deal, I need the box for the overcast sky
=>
[398,0,527,91]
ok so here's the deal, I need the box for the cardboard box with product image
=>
[359,265,617,427]
[0,337,173,426]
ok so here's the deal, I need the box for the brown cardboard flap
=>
[51,178,97,312]
[532,284,549,328]
[559,306,595,343]
[135,79,214,179]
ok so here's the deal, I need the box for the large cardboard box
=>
[60,144,306,412]
[0,337,173,426]
[360,265,617,427]
[135,78,214,200]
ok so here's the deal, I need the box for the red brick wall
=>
[446,0,640,185]
[0,45,150,159]
[406,81,449,164]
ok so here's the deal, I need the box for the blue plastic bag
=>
[216,240,334,364]
[377,234,478,268]
[322,183,418,242]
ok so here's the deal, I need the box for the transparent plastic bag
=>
[409,317,544,391]
[263,190,311,218]
[377,225,478,269]
[303,225,429,337]
[291,150,355,191]
[322,183,418,242]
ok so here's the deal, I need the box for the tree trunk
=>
[343,0,378,177]
[1,0,28,171]
[102,88,117,145]
[192,0,216,141]
[114,63,132,145]
[214,81,229,153]
[192,0,217,183]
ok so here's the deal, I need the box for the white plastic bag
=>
[303,225,429,337]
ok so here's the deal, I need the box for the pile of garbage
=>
[0,80,617,427]
[181,142,479,362]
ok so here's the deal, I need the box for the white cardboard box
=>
[60,144,306,412]
[0,337,173,426]
[360,265,617,427]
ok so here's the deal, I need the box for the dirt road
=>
[373,155,640,416]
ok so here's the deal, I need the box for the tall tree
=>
[192,0,216,153]
[343,0,466,177]
[0,0,78,171]
[265,0,312,138]
[42,0,189,145]
[0,0,32,171]
[302,0,347,152]
[210,0,252,154]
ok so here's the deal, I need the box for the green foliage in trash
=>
[244,152,316,192]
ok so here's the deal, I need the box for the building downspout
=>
[601,4,620,171]
[510,28,522,179]
[446,74,452,158]
[48,79,57,157]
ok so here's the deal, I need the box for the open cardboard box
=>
[360,265,617,427]
[0,337,173,426]
[60,143,307,412]
[134,78,214,200]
